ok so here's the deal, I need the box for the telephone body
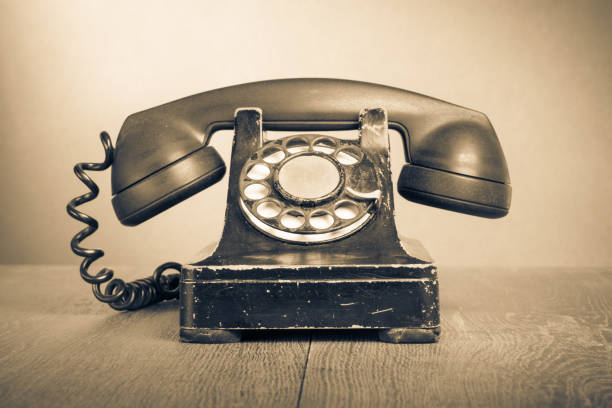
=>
[68,79,511,343]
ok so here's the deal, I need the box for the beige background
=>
[1,0,611,270]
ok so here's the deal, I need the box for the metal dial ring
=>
[238,134,380,244]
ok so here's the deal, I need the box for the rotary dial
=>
[238,134,381,244]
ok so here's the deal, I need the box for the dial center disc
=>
[277,154,340,200]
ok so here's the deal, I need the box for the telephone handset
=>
[111,78,510,226]
[68,79,510,342]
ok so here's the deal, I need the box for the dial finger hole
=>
[312,138,337,154]
[280,210,306,229]
[244,183,269,200]
[286,137,310,154]
[335,146,363,165]
[246,163,270,180]
[262,146,286,163]
[334,200,360,220]
[309,210,334,229]
[257,200,281,218]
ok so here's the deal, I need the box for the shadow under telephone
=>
[67,79,511,343]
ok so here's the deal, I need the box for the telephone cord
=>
[66,131,181,310]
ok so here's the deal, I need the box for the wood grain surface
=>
[0,266,610,407]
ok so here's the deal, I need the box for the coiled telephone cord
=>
[66,132,180,310]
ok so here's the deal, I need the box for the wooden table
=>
[0,266,610,407]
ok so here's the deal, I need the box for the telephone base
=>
[178,109,440,343]
[179,240,440,344]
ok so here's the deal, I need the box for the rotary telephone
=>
[68,79,511,343]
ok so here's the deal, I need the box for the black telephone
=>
[68,79,511,343]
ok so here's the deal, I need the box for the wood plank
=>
[298,268,612,407]
[0,266,309,407]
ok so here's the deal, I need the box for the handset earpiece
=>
[397,163,511,218]
[111,145,226,226]
[396,118,511,218]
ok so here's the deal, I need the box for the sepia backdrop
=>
[1,0,611,270]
